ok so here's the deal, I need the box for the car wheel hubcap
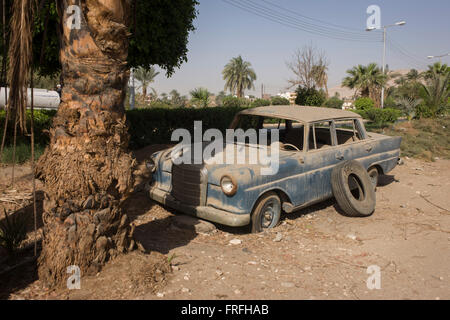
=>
[261,199,280,228]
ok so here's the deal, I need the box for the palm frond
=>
[7,0,36,133]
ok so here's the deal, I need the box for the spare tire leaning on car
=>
[331,160,376,217]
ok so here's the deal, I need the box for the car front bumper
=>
[149,186,251,227]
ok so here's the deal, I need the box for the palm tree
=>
[342,63,387,107]
[222,56,256,98]
[35,1,136,286]
[190,87,211,108]
[396,97,422,120]
[170,90,187,107]
[312,64,329,98]
[418,62,449,117]
[134,66,160,98]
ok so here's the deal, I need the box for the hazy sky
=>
[148,0,450,97]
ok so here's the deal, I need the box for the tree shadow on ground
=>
[134,214,198,255]
[122,190,158,223]
[0,191,44,300]
[0,243,40,300]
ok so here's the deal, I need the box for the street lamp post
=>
[367,21,406,109]
[427,53,450,63]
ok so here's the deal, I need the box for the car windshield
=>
[232,115,305,151]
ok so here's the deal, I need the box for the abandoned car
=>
[147,106,401,232]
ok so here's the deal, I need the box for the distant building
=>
[342,99,354,110]
[277,92,294,100]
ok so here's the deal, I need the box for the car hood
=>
[156,142,292,185]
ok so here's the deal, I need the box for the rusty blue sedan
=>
[148,106,401,232]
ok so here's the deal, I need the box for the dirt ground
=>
[0,147,449,300]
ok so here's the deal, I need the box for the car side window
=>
[334,119,363,145]
[308,121,333,151]
[282,121,305,151]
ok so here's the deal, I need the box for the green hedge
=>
[0,109,56,146]
[126,106,246,148]
[0,107,251,151]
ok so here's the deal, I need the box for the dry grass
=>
[376,117,450,161]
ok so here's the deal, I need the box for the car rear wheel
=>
[367,167,379,190]
[251,192,281,233]
[331,161,376,217]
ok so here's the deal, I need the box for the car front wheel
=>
[251,192,281,233]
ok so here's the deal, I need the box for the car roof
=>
[238,105,361,123]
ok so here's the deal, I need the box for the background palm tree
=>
[419,62,450,117]
[396,97,422,120]
[190,87,211,108]
[222,56,256,97]
[342,63,387,107]
[134,66,160,98]
[170,89,187,107]
[312,64,329,98]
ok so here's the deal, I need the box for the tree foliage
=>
[190,87,211,108]
[222,55,257,98]
[0,0,199,78]
[134,66,160,97]
[295,86,325,106]
[287,44,328,90]
[271,96,290,105]
[342,63,386,107]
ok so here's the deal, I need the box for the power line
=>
[244,0,377,39]
[259,0,375,35]
[386,35,429,68]
[221,0,382,42]
[225,0,381,41]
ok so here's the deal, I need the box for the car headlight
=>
[146,158,156,173]
[221,175,238,196]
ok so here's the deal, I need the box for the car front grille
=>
[171,164,207,206]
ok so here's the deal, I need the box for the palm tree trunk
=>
[36,0,136,287]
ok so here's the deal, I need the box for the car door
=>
[301,121,340,203]
[333,118,373,168]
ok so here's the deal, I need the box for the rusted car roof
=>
[238,105,361,123]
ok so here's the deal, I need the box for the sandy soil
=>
[0,151,449,300]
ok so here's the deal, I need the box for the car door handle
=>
[365,146,373,152]
[336,154,344,160]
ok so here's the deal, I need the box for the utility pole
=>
[261,84,264,99]
[129,67,135,110]
[367,20,406,108]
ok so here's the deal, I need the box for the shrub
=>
[357,108,401,128]
[295,87,326,106]
[415,103,435,119]
[1,142,46,164]
[271,96,290,105]
[0,210,28,255]
[251,98,270,108]
[324,97,344,109]
[222,96,250,108]
[354,97,375,111]
[0,109,55,147]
